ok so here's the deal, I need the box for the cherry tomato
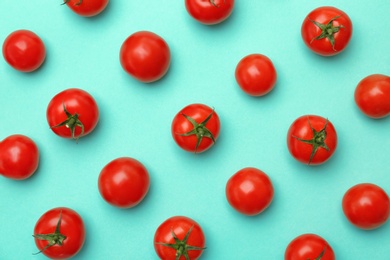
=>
[64,0,109,17]
[120,31,171,83]
[342,183,390,230]
[0,134,39,180]
[171,103,220,153]
[46,88,99,141]
[287,115,337,165]
[225,167,274,216]
[33,207,85,259]
[154,216,206,260]
[2,30,46,72]
[185,0,234,25]
[354,74,390,119]
[235,54,277,97]
[301,6,352,56]
[98,157,150,208]
[285,233,335,260]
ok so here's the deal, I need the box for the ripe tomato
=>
[225,167,274,216]
[287,115,337,165]
[2,30,46,72]
[120,31,171,83]
[0,134,39,180]
[98,157,150,208]
[33,207,85,259]
[285,233,335,260]
[154,216,206,260]
[46,88,99,141]
[235,54,277,97]
[342,183,390,230]
[185,0,234,25]
[354,74,390,119]
[301,6,352,56]
[64,0,109,17]
[171,103,220,153]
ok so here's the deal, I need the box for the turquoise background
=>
[1,0,390,259]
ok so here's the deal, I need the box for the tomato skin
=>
[285,234,335,260]
[33,207,86,259]
[2,30,46,72]
[0,134,39,180]
[185,0,234,25]
[235,54,277,97]
[287,115,337,165]
[154,216,206,260]
[171,103,220,153]
[226,167,274,216]
[342,183,390,230]
[301,6,352,56]
[120,31,171,83]
[65,0,109,17]
[354,74,390,119]
[98,157,150,208]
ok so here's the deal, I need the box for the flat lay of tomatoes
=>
[235,54,277,97]
[63,0,109,17]
[284,233,335,260]
[354,74,390,119]
[301,6,352,56]
[46,88,99,141]
[154,216,206,260]
[342,183,390,230]
[120,31,171,83]
[2,29,46,72]
[171,103,220,153]
[0,134,39,180]
[287,115,337,165]
[226,167,274,216]
[185,0,234,25]
[33,207,85,259]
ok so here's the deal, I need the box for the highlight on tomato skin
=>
[185,0,235,25]
[64,0,109,17]
[284,233,335,260]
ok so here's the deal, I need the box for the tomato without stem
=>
[64,0,109,17]
[285,234,335,260]
[185,0,234,25]
[154,216,206,260]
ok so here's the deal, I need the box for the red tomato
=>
[120,31,171,83]
[64,0,109,17]
[285,233,335,260]
[235,54,277,97]
[185,0,234,25]
[33,207,85,259]
[0,134,39,180]
[171,103,220,153]
[98,157,150,208]
[2,30,46,72]
[342,183,390,230]
[354,74,390,119]
[226,167,274,216]
[154,216,206,260]
[301,6,352,56]
[46,88,99,141]
[287,115,337,165]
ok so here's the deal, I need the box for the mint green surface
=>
[1,0,390,259]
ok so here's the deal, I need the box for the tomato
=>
[354,74,390,119]
[171,103,220,153]
[285,233,335,260]
[2,30,46,72]
[154,216,206,260]
[225,167,274,216]
[301,6,352,56]
[185,0,234,25]
[235,54,277,97]
[46,88,99,141]
[287,115,337,165]
[0,134,39,180]
[120,31,171,83]
[64,0,109,17]
[342,183,390,230]
[33,207,85,259]
[98,157,150,208]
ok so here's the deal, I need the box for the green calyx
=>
[210,0,226,7]
[62,0,82,6]
[51,102,85,142]
[310,16,344,51]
